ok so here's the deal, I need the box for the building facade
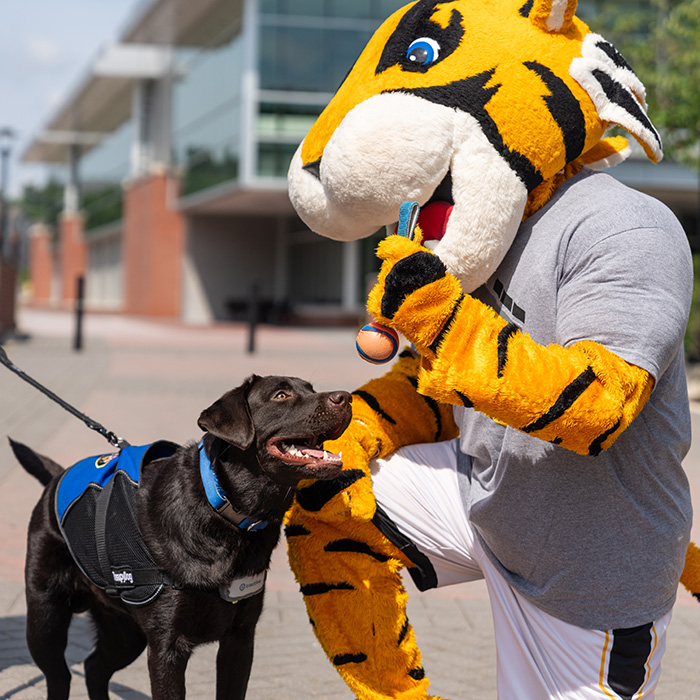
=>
[22,0,699,324]
[24,0,408,324]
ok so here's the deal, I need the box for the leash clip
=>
[106,433,130,449]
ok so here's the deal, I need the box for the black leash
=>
[0,345,129,449]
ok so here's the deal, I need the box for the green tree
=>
[21,178,63,230]
[588,0,700,359]
[650,0,700,168]
[588,0,700,169]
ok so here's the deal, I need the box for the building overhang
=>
[611,158,699,213]
[122,0,242,47]
[177,178,297,218]
[21,0,243,166]
[21,70,134,164]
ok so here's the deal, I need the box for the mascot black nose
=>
[302,158,322,180]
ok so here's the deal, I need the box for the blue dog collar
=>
[198,441,268,532]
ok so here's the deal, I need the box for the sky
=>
[0,0,143,198]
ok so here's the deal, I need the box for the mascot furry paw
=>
[285,1,700,698]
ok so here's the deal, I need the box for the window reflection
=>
[173,0,407,190]
[172,20,243,196]
[255,1,406,178]
[80,120,133,230]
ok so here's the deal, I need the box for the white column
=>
[150,52,174,169]
[63,143,80,214]
[130,80,152,177]
[240,0,260,184]
[341,240,360,311]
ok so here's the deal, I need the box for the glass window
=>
[260,24,374,92]
[257,103,321,139]
[172,23,243,196]
[260,0,405,20]
[80,119,133,230]
[285,0,324,15]
[258,142,299,178]
[288,237,343,303]
[327,0,371,18]
[375,0,407,20]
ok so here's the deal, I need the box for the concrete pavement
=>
[1,307,699,699]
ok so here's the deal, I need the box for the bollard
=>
[247,282,259,354]
[74,276,84,352]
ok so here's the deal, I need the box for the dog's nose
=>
[328,391,351,406]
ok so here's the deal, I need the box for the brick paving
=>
[0,307,699,699]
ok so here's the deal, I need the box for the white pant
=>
[370,440,671,700]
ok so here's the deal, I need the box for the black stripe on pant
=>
[607,622,653,699]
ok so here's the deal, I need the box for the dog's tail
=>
[8,438,64,486]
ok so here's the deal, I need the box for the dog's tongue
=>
[417,201,453,242]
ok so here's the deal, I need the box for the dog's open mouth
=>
[266,414,349,469]
[266,436,342,468]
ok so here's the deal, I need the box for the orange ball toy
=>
[356,322,399,364]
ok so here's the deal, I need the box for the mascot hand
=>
[367,235,463,360]
[292,348,459,523]
[294,416,380,523]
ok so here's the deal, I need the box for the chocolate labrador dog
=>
[11,375,351,700]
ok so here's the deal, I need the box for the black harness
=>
[56,442,181,605]
[55,441,268,606]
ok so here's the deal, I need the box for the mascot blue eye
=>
[406,37,440,66]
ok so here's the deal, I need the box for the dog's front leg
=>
[215,626,257,700]
[146,640,191,700]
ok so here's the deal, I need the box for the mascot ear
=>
[529,0,578,33]
[570,33,663,163]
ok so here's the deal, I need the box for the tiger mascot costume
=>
[285,1,700,698]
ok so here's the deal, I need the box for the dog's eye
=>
[272,391,290,401]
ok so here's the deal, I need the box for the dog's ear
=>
[198,383,255,450]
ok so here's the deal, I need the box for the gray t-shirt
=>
[455,168,693,630]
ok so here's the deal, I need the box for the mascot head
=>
[288,0,662,292]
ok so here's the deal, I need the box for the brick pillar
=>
[0,256,16,336]
[59,212,87,303]
[122,173,184,318]
[28,224,54,304]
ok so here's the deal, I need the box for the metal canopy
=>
[21,0,242,165]
[21,71,133,163]
[122,0,242,47]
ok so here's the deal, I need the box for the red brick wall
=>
[28,224,54,303]
[59,213,86,302]
[122,174,184,317]
[0,257,16,335]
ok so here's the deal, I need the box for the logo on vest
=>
[96,453,119,468]
[112,569,134,586]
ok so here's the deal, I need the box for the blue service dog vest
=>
[55,442,179,606]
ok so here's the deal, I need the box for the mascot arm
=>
[368,235,653,457]
[285,350,457,700]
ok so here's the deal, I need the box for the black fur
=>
[381,251,447,319]
[14,375,351,700]
[9,437,61,485]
